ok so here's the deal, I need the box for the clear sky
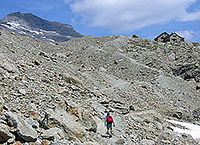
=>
[0,0,200,43]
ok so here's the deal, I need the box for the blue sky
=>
[0,0,200,43]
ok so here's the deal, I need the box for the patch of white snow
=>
[1,24,16,30]
[168,120,200,140]
[28,29,41,35]
[7,22,20,27]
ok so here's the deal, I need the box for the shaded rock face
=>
[0,12,83,42]
[0,29,199,144]
[173,63,200,82]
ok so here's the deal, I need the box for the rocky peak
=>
[0,12,83,42]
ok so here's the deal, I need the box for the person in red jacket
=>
[105,112,115,135]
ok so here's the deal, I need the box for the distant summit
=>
[0,12,83,42]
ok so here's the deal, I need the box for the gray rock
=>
[129,105,135,111]
[47,109,87,142]
[4,112,38,142]
[26,118,39,129]
[56,53,66,58]
[196,83,200,90]
[33,60,40,66]
[82,111,97,133]
[60,73,82,87]
[192,108,200,121]
[0,123,15,143]
[39,51,49,58]
[100,99,109,105]
[0,60,17,73]
[172,111,183,119]
[7,138,15,144]
[168,53,176,61]
[18,89,26,96]
[140,139,155,145]
[0,119,7,125]
[114,138,125,145]
[41,127,65,141]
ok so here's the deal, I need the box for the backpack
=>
[107,116,113,123]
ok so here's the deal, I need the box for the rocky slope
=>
[0,29,200,144]
[0,12,83,42]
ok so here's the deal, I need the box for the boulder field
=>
[0,29,200,144]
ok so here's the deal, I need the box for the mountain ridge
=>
[0,12,83,42]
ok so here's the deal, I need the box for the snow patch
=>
[40,29,58,35]
[1,22,43,35]
[1,24,16,30]
[19,31,26,35]
[66,36,73,39]
[46,38,55,42]
[28,29,41,35]
[7,22,20,27]
[168,120,200,140]
[1,21,21,30]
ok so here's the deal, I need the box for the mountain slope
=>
[0,29,200,144]
[0,12,83,42]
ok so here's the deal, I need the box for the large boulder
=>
[81,111,97,133]
[47,108,87,142]
[4,112,38,142]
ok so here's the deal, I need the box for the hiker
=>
[105,112,115,135]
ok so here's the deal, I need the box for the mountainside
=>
[0,29,200,144]
[0,12,83,42]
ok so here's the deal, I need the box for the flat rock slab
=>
[4,112,37,142]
